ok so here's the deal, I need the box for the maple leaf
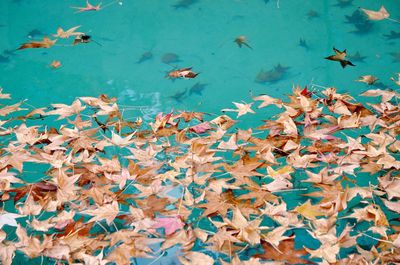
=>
[199,191,234,216]
[0,88,11,99]
[0,243,16,265]
[107,243,136,264]
[109,131,135,147]
[287,148,318,168]
[382,199,400,214]
[306,243,339,263]
[189,122,212,134]
[47,99,86,119]
[0,102,25,116]
[28,218,54,232]
[294,200,325,220]
[74,249,110,265]
[17,37,57,50]
[356,75,378,85]
[347,204,389,226]
[42,244,71,260]
[361,89,398,102]
[276,113,298,136]
[379,174,400,199]
[207,227,242,250]
[49,60,62,69]
[178,111,205,122]
[17,195,42,215]
[178,251,214,265]
[0,212,23,228]
[263,177,292,192]
[159,228,194,251]
[253,94,282,108]
[376,154,400,170]
[217,134,239,150]
[14,124,47,145]
[136,194,170,218]
[223,207,263,245]
[222,102,255,117]
[53,26,83,38]
[83,201,119,225]
[361,5,390,20]
[72,1,102,13]
[152,215,184,235]
[210,115,236,130]
[391,73,400,86]
[255,238,311,264]
[262,226,291,249]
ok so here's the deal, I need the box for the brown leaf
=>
[18,37,57,50]
[255,238,312,264]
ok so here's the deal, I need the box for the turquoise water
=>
[1,0,399,116]
[1,0,400,264]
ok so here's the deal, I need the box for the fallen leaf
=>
[361,5,390,21]
[17,37,57,50]
[294,200,325,220]
[222,102,256,117]
[178,251,214,265]
[152,215,184,235]
[0,212,23,228]
[53,26,83,38]
[83,201,119,225]
[49,60,62,69]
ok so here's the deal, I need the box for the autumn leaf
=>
[306,243,339,263]
[356,75,378,85]
[217,133,239,150]
[47,99,86,119]
[53,26,83,38]
[178,251,214,265]
[294,200,325,220]
[361,5,390,21]
[49,60,62,69]
[210,114,236,130]
[223,207,263,245]
[109,131,136,147]
[222,102,256,117]
[347,204,389,226]
[83,201,119,225]
[0,212,23,228]
[0,102,25,116]
[189,122,212,134]
[361,89,398,102]
[17,37,57,50]
[253,94,282,108]
[255,238,312,264]
[152,215,184,235]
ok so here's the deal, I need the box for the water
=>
[1,0,399,115]
[0,0,399,264]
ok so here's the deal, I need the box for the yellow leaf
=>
[294,200,325,220]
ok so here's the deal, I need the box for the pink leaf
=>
[190,122,211,134]
[152,215,184,235]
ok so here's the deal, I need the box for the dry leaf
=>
[18,37,57,50]
[361,6,390,21]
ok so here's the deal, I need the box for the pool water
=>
[1,0,399,116]
[0,0,399,264]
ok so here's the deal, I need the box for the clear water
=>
[0,0,399,264]
[1,0,399,115]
